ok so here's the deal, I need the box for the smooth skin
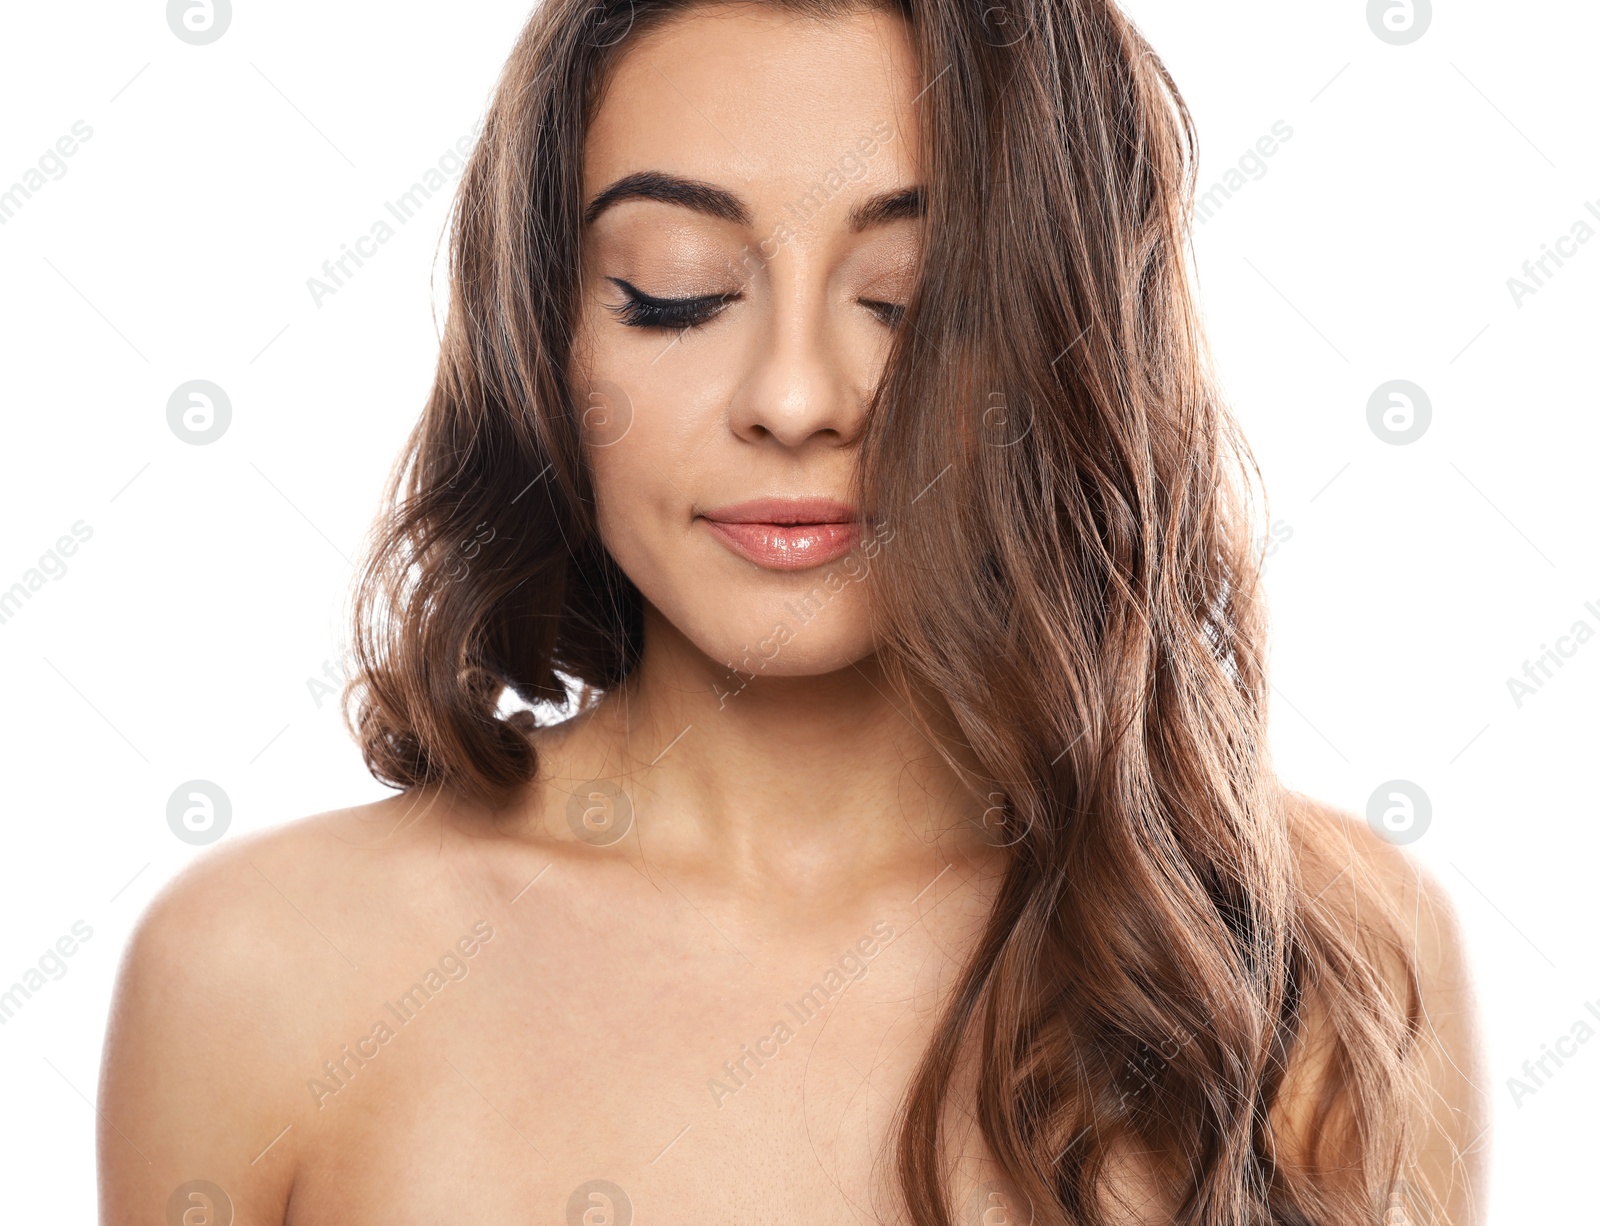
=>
[98,6,1489,1223]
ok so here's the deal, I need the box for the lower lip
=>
[701,519,861,570]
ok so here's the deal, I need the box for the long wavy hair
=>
[345,0,1432,1221]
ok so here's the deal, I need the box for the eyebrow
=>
[581,169,923,233]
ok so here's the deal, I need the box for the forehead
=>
[584,4,922,208]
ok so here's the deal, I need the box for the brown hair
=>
[345,0,1432,1221]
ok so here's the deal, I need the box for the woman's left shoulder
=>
[1277,790,1493,1225]
[1281,790,1458,945]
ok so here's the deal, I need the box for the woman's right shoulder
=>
[98,790,471,1220]
[123,790,453,975]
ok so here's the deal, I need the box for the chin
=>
[664,587,879,679]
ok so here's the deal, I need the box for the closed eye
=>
[859,298,905,328]
[605,276,740,332]
[604,278,904,331]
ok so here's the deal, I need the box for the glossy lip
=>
[698,497,861,571]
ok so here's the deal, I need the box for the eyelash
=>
[861,299,905,328]
[604,277,905,332]
[605,277,738,331]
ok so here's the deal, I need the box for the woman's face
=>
[571,2,923,678]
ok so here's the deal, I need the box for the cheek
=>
[581,341,724,605]
[575,295,740,529]
[585,404,686,583]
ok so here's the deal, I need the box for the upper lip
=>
[700,497,858,525]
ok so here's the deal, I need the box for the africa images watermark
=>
[1195,120,1295,225]
[1257,518,1294,568]
[306,652,356,710]
[305,119,486,307]
[1505,195,1600,308]
[1506,995,1600,1108]
[710,120,896,304]
[567,1179,632,1226]
[0,120,94,226]
[305,920,495,1109]
[0,521,95,628]
[1114,992,1228,1116]
[1503,596,1600,708]
[0,921,95,1028]
[706,919,896,1107]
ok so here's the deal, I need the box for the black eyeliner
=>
[605,276,739,331]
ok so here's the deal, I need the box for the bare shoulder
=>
[1283,791,1450,932]
[1276,791,1491,1226]
[97,788,481,1224]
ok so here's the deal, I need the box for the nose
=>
[725,263,868,450]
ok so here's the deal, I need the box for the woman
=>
[99,0,1488,1222]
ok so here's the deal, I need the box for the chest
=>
[285,881,994,1224]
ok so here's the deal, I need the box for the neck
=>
[529,605,998,896]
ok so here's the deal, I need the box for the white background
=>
[0,1,1593,1220]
